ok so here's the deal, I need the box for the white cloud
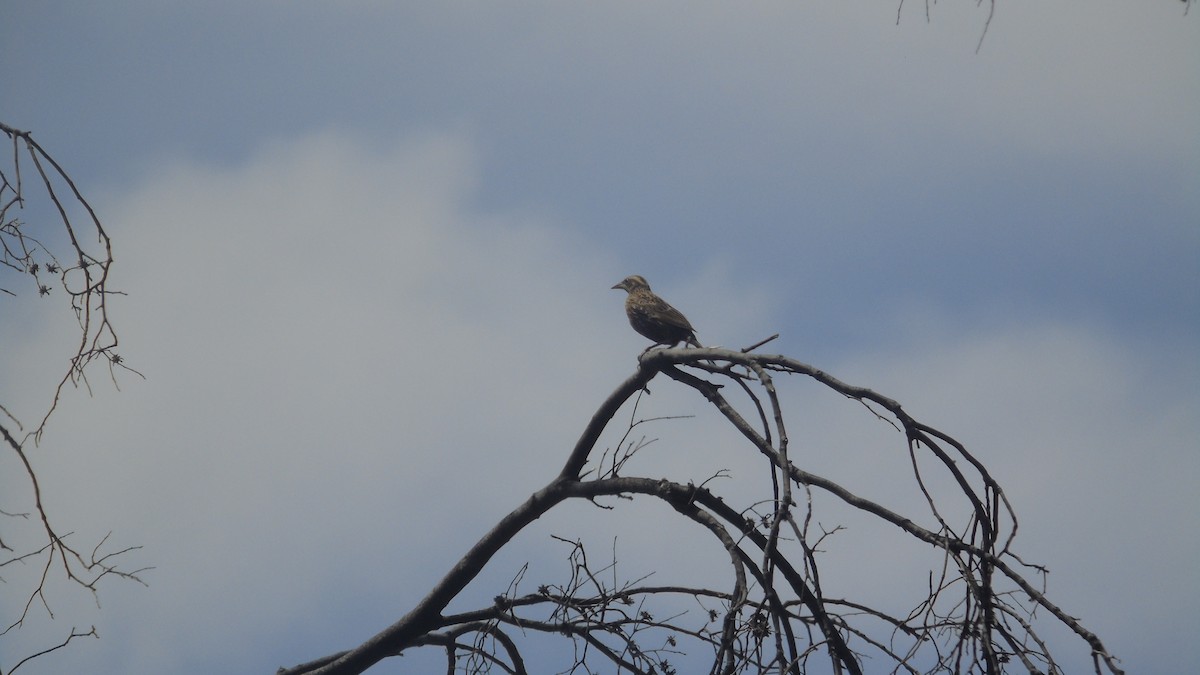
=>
[7,144,1193,667]
[0,128,777,673]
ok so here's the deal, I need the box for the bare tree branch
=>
[1,122,146,674]
[7,625,98,674]
[278,344,1122,675]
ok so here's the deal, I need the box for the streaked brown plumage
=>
[611,275,701,350]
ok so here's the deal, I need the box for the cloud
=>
[5,129,1194,672]
[1,2,1194,670]
[824,312,1200,672]
[0,128,776,673]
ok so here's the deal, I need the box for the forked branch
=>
[279,345,1122,675]
[1,122,147,675]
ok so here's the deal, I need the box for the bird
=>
[611,275,701,350]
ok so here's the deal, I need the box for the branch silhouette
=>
[279,343,1122,675]
[2,122,147,674]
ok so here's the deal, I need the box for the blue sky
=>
[2,2,1197,674]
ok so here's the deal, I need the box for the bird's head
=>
[612,275,651,293]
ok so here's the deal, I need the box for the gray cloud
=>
[2,2,1196,672]
[5,130,1194,674]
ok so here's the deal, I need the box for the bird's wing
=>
[642,296,695,332]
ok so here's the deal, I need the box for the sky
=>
[1,1,1197,673]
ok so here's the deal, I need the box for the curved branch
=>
[2,125,145,672]
[279,346,1123,675]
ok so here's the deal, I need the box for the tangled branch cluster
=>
[280,342,1122,675]
[1,122,143,439]
[1,123,147,674]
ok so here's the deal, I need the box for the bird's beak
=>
[611,282,623,290]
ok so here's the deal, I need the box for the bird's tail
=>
[687,334,703,348]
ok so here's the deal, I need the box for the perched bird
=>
[612,275,701,350]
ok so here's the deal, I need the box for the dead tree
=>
[278,340,1123,675]
[1,122,147,674]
